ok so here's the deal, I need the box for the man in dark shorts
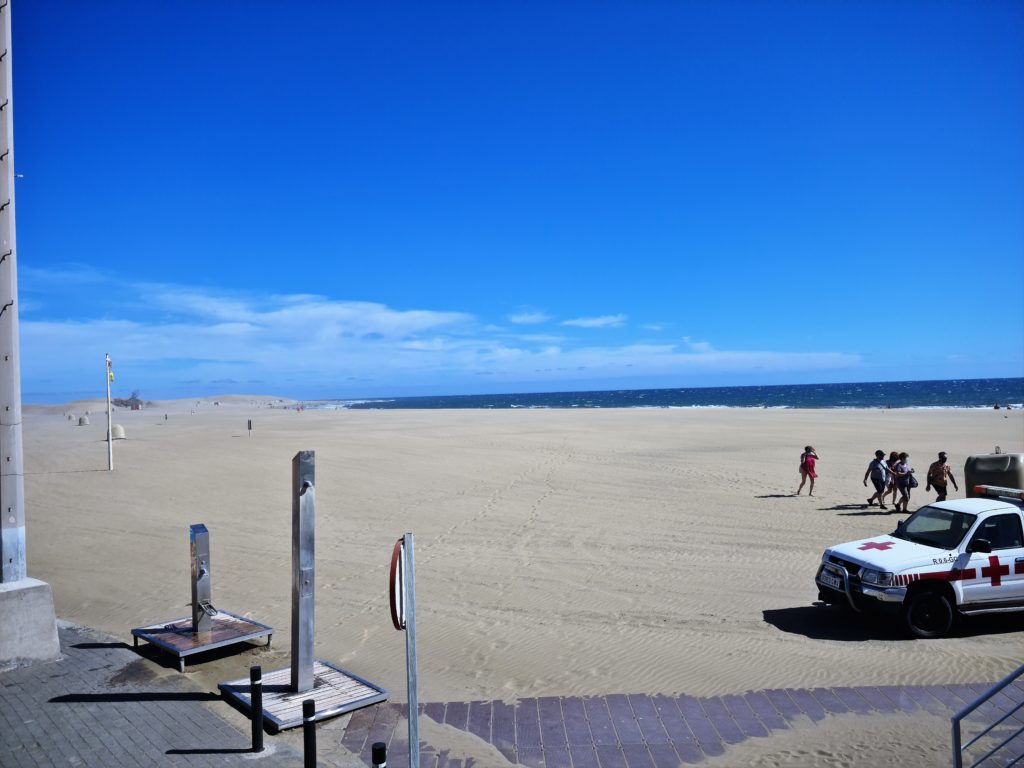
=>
[863,449,889,509]
[926,451,959,501]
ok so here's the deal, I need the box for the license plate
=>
[819,571,842,590]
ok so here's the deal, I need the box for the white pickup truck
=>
[815,485,1024,638]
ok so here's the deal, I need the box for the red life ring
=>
[389,537,405,630]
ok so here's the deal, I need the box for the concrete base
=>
[0,577,60,669]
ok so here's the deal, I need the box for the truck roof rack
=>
[971,485,1024,500]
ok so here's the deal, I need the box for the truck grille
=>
[826,555,863,581]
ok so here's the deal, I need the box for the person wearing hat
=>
[926,452,959,501]
[891,452,915,514]
[863,449,890,509]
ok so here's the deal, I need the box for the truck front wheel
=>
[902,590,954,639]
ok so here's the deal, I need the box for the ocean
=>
[311,377,1024,411]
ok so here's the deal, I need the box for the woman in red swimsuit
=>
[796,446,819,496]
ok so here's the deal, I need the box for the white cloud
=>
[561,314,626,329]
[507,310,551,325]
[682,336,714,353]
[20,265,108,285]
[508,333,565,344]
[149,289,256,323]
[17,272,864,400]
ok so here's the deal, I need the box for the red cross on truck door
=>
[961,513,1024,607]
[981,556,1010,586]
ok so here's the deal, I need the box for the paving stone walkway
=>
[342,682,1024,768]
[0,623,306,768]
[2,623,1022,767]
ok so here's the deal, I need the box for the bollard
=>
[250,665,264,753]
[372,741,387,767]
[303,699,316,767]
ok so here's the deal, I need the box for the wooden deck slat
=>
[219,660,388,731]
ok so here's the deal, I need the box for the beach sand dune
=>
[21,402,1024,760]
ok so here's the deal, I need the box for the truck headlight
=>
[861,569,893,586]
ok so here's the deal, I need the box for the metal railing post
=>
[250,665,264,753]
[372,741,387,767]
[303,698,316,767]
[951,662,1024,768]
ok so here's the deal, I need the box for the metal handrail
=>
[952,663,1024,767]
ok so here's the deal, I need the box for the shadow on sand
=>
[836,508,906,517]
[764,604,1024,641]
[763,605,905,641]
[817,503,885,512]
[24,468,110,476]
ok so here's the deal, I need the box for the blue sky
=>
[13,1,1024,402]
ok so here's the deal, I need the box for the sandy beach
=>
[19,400,1024,764]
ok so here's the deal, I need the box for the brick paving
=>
[343,682,1024,768]
[2,623,1022,767]
[0,623,305,767]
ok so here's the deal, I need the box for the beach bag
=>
[908,473,919,489]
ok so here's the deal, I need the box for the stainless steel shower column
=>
[190,523,213,633]
[291,451,315,692]
[0,0,25,585]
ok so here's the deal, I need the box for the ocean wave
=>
[308,378,1024,411]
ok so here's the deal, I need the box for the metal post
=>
[291,451,315,692]
[0,0,25,583]
[403,532,419,768]
[372,741,387,767]
[105,354,113,471]
[250,665,264,753]
[302,698,316,768]
[189,524,212,633]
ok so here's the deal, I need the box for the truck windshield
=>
[895,506,977,550]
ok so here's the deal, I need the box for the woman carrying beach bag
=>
[892,452,915,513]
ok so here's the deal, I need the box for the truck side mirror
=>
[968,538,992,554]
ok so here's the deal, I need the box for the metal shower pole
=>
[403,533,419,768]
[105,354,113,471]
[291,450,315,692]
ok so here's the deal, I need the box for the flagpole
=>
[105,353,113,471]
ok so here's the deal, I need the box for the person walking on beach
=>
[926,451,959,501]
[864,450,889,509]
[892,452,915,513]
[884,450,900,508]
[796,446,819,496]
